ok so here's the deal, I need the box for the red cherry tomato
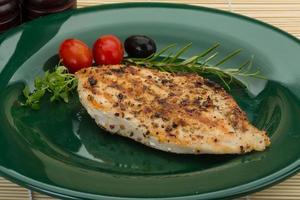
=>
[93,35,124,65]
[59,39,93,73]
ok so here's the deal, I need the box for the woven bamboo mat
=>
[1,0,299,199]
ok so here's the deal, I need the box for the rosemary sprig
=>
[124,43,265,89]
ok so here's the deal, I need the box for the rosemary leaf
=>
[215,49,242,66]
[169,43,192,63]
[123,43,265,90]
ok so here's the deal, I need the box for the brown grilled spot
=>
[110,67,126,74]
[193,97,201,105]
[168,83,176,88]
[194,80,203,87]
[167,133,176,137]
[113,102,119,107]
[196,135,204,139]
[172,122,178,128]
[168,92,176,97]
[185,108,196,114]
[143,107,152,113]
[204,79,218,87]
[180,99,190,106]
[104,71,112,75]
[176,118,187,126]
[152,122,159,128]
[127,66,138,75]
[165,126,173,132]
[202,96,213,107]
[88,76,97,86]
[153,112,162,118]
[109,125,115,129]
[161,79,172,85]
[108,82,121,89]
[119,103,126,111]
[157,98,167,104]
[117,93,124,100]
[240,146,245,154]
[87,95,93,101]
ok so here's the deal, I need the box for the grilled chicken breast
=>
[76,65,270,154]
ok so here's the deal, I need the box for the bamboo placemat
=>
[1,0,299,199]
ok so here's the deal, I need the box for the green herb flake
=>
[22,65,77,110]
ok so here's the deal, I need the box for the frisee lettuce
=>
[22,65,78,110]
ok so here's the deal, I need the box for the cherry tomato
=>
[93,35,124,65]
[59,39,93,73]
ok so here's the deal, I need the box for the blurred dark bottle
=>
[0,0,22,32]
[23,0,77,21]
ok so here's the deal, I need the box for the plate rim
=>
[0,2,300,200]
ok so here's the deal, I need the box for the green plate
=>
[0,3,300,200]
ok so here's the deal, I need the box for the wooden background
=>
[1,0,300,199]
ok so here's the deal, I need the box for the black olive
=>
[124,35,156,58]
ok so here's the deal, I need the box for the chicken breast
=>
[76,65,270,154]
